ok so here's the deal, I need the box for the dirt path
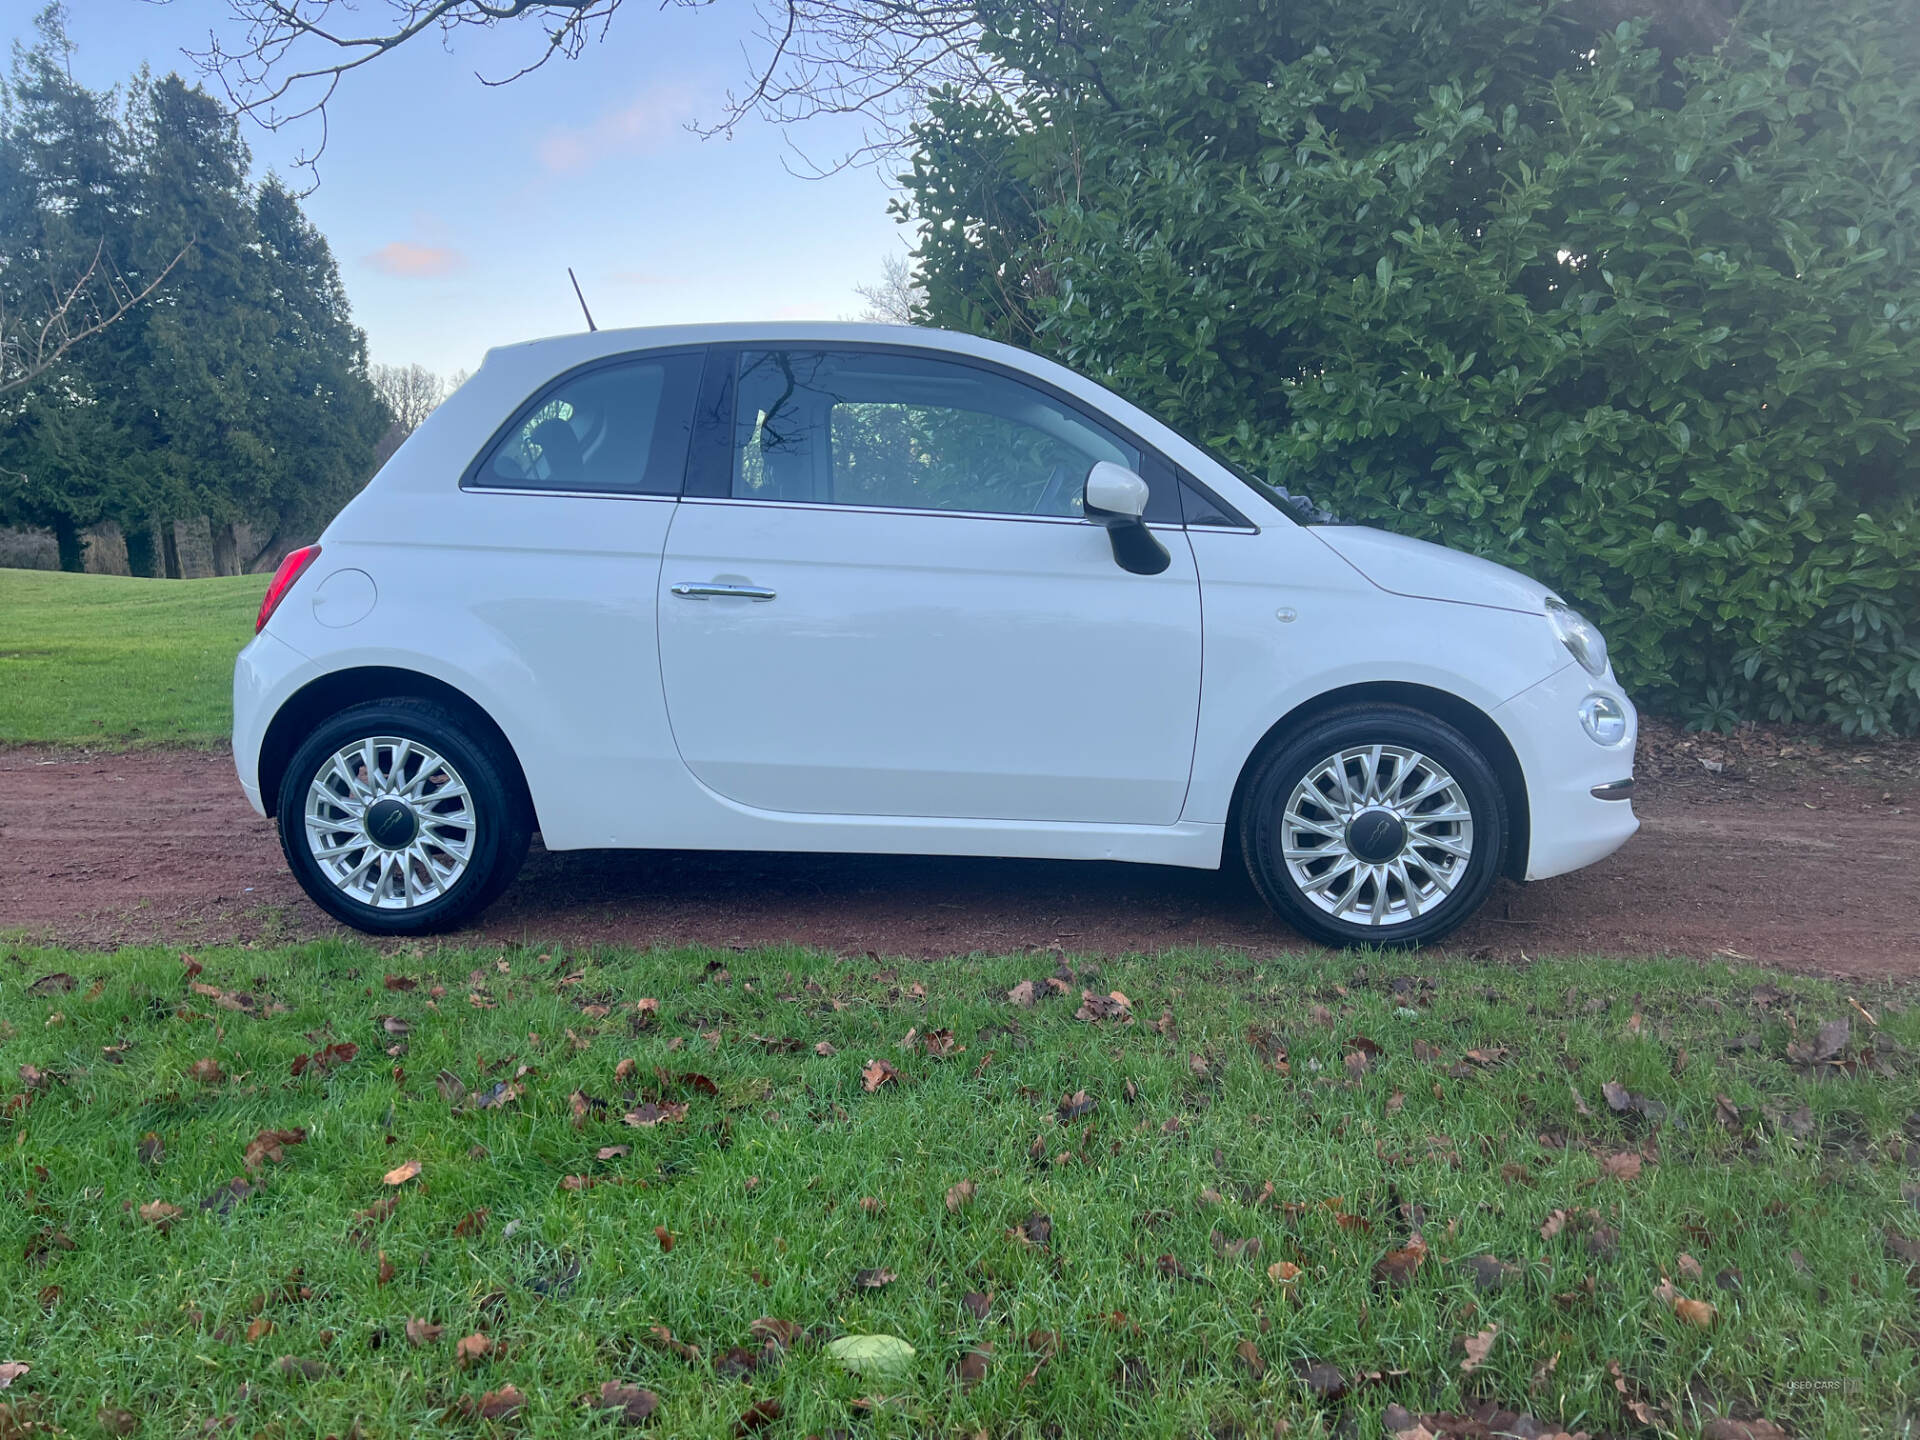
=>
[3,745,1917,978]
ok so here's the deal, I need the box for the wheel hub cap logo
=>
[364,799,419,850]
[1346,808,1408,864]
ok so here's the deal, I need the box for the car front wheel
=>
[277,699,531,936]
[1240,705,1508,948]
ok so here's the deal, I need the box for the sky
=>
[1,1,912,376]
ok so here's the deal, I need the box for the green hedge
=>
[904,0,1920,732]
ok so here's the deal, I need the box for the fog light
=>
[1579,693,1628,746]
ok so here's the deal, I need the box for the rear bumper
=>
[232,630,314,818]
[1494,663,1639,882]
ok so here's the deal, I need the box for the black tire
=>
[1240,704,1508,949]
[277,698,531,936]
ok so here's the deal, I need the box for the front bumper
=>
[1493,662,1639,882]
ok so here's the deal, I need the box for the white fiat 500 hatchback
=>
[234,323,1637,947]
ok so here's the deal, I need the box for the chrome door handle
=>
[671,582,777,601]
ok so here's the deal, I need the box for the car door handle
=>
[670,582,777,601]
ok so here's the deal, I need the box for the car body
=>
[234,321,1637,945]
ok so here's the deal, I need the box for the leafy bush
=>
[903,0,1920,732]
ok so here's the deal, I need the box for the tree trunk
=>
[52,517,84,573]
[245,522,283,573]
[160,520,182,579]
[124,520,160,578]
[210,521,239,577]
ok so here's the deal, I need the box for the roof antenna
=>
[568,267,598,332]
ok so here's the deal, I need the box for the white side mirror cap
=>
[1084,461,1149,520]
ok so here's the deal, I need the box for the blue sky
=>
[3,2,910,375]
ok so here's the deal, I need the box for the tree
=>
[1,9,387,574]
[371,363,444,432]
[853,252,922,325]
[0,5,149,570]
[903,0,1920,733]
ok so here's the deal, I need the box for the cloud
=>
[538,87,698,174]
[365,242,466,278]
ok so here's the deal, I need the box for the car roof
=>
[478,321,1033,375]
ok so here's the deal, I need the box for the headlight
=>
[1546,598,1608,676]
[1579,693,1629,746]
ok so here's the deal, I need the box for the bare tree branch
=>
[187,0,1016,178]
[0,240,191,400]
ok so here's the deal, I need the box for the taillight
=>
[256,545,322,634]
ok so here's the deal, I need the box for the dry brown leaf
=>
[596,1382,660,1425]
[1600,1151,1643,1182]
[860,1058,898,1092]
[946,1180,976,1213]
[383,1159,421,1186]
[139,1200,183,1231]
[1459,1324,1498,1374]
[456,1332,493,1368]
[188,1058,223,1084]
[813,1040,837,1057]
[1268,1260,1301,1283]
[405,1317,443,1347]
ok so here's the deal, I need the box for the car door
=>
[655,345,1203,826]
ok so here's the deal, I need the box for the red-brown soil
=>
[3,727,1917,978]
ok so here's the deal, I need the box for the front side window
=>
[472,352,701,495]
[730,349,1140,517]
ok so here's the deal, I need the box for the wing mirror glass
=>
[1083,461,1171,575]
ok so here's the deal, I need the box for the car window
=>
[730,349,1140,517]
[472,353,701,495]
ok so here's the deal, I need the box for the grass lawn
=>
[0,568,266,748]
[2,943,1915,1438]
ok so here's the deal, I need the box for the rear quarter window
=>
[467,351,702,495]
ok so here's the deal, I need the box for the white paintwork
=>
[1084,461,1150,518]
[233,321,1635,887]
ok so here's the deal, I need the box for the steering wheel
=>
[1030,462,1072,516]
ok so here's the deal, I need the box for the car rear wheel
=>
[1240,705,1507,948]
[277,699,530,936]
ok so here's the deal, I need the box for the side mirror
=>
[1083,461,1171,576]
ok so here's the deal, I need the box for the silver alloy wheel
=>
[302,736,477,910]
[1280,743,1475,928]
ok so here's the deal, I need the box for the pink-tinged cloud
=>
[366,242,466,278]
[538,87,697,174]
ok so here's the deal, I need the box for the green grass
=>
[0,568,267,748]
[1,944,1915,1439]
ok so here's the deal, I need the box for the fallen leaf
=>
[457,1386,524,1421]
[1700,1421,1792,1440]
[383,1159,421,1186]
[1058,1089,1096,1121]
[1600,1151,1643,1182]
[1268,1260,1301,1283]
[0,1364,28,1389]
[826,1334,915,1377]
[383,974,417,991]
[623,1101,689,1127]
[596,1382,660,1425]
[734,1398,782,1434]
[1459,1324,1498,1374]
[750,1317,801,1349]
[962,1291,991,1320]
[813,1041,837,1057]
[188,1058,223,1085]
[1293,1359,1347,1399]
[959,1342,993,1387]
[247,1317,274,1343]
[852,1268,896,1289]
[454,1208,489,1238]
[1374,1238,1427,1287]
[277,1355,326,1380]
[597,1145,631,1160]
[1007,980,1036,1007]
[655,1226,674,1251]
[861,1058,899,1092]
[1677,1253,1704,1283]
[243,1128,306,1172]
[1673,1295,1717,1328]
[405,1317,443,1347]
[456,1332,493,1367]
[139,1200,184,1232]
[946,1180,976,1213]
[1015,1211,1052,1248]
[1235,1338,1265,1378]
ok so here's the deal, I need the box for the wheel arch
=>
[1224,681,1531,881]
[257,666,536,828]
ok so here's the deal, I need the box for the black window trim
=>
[459,345,707,498]
[685,340,1204,527]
